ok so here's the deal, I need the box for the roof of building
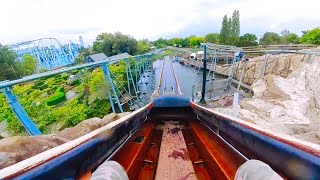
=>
[88,53,108,62]
[108,52,132,61]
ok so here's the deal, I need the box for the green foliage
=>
[152,37,193,48]
[71,70,79,75]
[284,34,300,44]
[85,99,111,118]
[49,99,87,129]
[168,38,183,47]
[21,54,38,76]
[220,15,230,44]
[238,33,258,47]
[0,93,25,133]
[153,38,169,48]
[93,32,138,56]
[182,37,191,47]
[229,10,240,45]
[74,48,94,65]
[259,32,283,45]
[45,87,67,106]
[137,40,151,54]
[0,44,22,81]
[72,79,80,86]
[0,46,180,136]
[219,10,240,45]
[204,33,220,43]
[38,83,48,90]
[87,69,111,103]
[300,27,320,44]
[39,68,48,73]
[189,37,204,48]
[281,30,300,44]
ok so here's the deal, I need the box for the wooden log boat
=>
[0,95,319,179]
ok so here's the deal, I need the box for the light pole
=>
[199,45,207,104]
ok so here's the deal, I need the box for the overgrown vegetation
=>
[0,61,121,134]
[0,49,172,136]
[92,32,152,56]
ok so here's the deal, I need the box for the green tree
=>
[168,38,183,47]
[74,48,94,65]
[219,10,240,45]
[219,15,229,45]
[300,27,320,44]
[93,32,138,56]
[137,40,151,54]
[182,36,194,47]
[281,30,300,44]
[259,32,283,45]
[189,37,204,48]
[0,44,22,80]
[204,33,220,43]
[153,38,169,48]
[21,55,38,76]
[230,10,240,45]
[238,33,258,47]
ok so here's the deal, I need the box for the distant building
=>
[108,52,132,61]
[88,52,133,65]
[88,53,108,62]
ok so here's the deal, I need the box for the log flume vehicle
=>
[0,57,319,180]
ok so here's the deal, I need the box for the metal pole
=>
[101,63,123,113]
[126,59,139,103]
[199,45,207,104]
[2,87,41,136]
[134,58,140,92]
[125,59,133,106]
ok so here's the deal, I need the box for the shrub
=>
[46,87,66,106]
[61,74,70,80]
[38,83,48,90]
[35,81,44,87]
[71,70,79,75]
[72,79,80,86]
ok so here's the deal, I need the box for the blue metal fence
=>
[0,53,153,135]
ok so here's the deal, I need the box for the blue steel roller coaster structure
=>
[10,36,84,69]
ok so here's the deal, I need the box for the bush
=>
[61,74,70,80]
[71,70,79,75]
[38,83,48,90]
[72,79,80,86]
[300,27,320,44]
[46,87,66,106]
[35,81,44,87]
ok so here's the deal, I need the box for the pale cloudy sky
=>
[0,0,319,46]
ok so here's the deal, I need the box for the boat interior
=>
[1,95,319,180]
[109,106,247,180]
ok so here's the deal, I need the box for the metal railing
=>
[0,53,153,135]
[189,44,320,103]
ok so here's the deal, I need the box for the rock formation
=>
[215,54,320,144]
[0,112,131,170]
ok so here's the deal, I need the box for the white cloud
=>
[0,0,319,46]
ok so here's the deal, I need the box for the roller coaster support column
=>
[141,59,145,74]
[101,63,123,113]
[212,50,217,80]
[134,57,140,92]
[143,58,146,70]
[1,87,41,136]
[200,45,207,104]
[125,58,139,106]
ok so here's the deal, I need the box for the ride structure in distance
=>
[10,36,84,69]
